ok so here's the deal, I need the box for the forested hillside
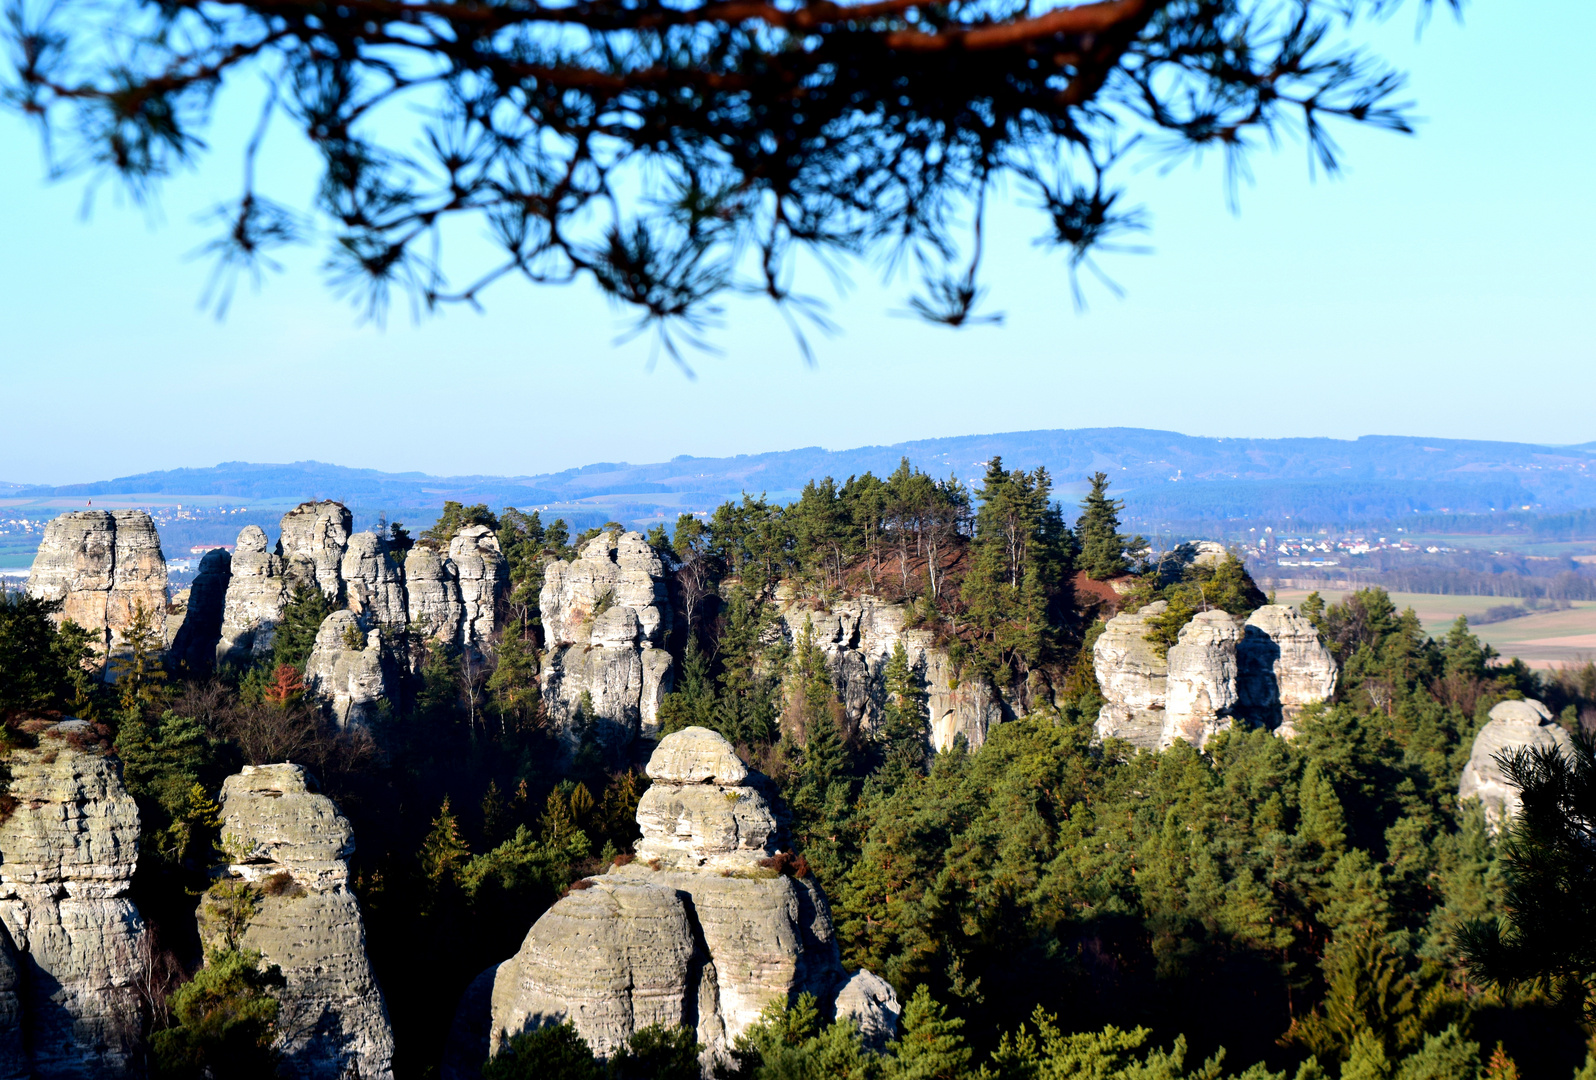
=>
[4,460,1596,1079]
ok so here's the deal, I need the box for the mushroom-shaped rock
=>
[1162,609,1241,750]
[1093,601,1169,751]
[201,764,395,1080]
[646,726,749,786]
[1459,699,1575,831]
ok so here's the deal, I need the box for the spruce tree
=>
[884,984,972,1079]
[879,640,928,774]
[1076,471,1144,580]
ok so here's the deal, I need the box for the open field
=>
[1272,588,1596,669]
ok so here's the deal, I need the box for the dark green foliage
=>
[422,501,499,546]
[0,587,95,725]
[1076,472,1145,581]
[607,1024,701,1080]
[150,947,284,1080]
[884,985,972,1079]
[270,584,332,671]
[879,640,929,775]
[484,1022,600,1080]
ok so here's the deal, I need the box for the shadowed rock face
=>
[199,764,395,1080]
[0,723,148,1079]
[25,510,168,671]
[1236,605,1338,736]
[169,547,232,673]
[774,596,1006,753]
[474,728,898,1076]
[540,532,674,747]
[1458,699,1575,831]
[218,524,289,666]
[279,502,353,602]
[1093,601,1170,751]
[1163,610,1242,750]
[304,611,393,728]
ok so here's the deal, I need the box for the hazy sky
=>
[2,2,1593,486]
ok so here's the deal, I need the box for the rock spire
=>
[25,510,169,671]
[1458,698,1575,830]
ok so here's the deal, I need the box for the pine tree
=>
[270,584,333,670]
[151,947,285,1080]
[420,797,471,905]
[113,598,167,712]
[880,640,928,774]
[1297,761,1349,860]
[1076,471,1143,580]
[884,984,972,1079]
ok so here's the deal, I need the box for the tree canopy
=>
[5,0,1456,348]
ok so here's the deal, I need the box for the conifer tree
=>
[885,984,972,1079]
[114,598,168,712]
[880,641,928,774]
[1076,471,1144,581]
[420,797,471,904]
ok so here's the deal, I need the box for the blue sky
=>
[2,1,1593,486]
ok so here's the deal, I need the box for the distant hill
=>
[6,428,1596,536]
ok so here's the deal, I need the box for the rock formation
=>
[198,764,395,1080]
[1458,699,1575,830]
[775,596,1005,752]
[1162,609,1242,750]
[0,720,148,1079]
[217,524,289,666]
[404,546,464,645]
[450,525,509,645]
[168,547,232,673]
[478,728,898,1074]
[25,510,169,669]
[540,532,674,748]
[1092,601,1170,751]
[341,532,408,628]
[279,501,353,602]
[304,611,393,728]
[1096,600,1338,750]
[0,927,23,1080]
[1236,605,1338,736]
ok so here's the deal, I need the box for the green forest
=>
[4,459,1596,1080]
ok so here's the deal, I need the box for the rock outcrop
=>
[1236,605,1339,736]
[1096,600,1338,750]
[168,547,232,673]
[25,510,169,669]
[404,546,463,645]
[198,764,395,1080]
[279,502,353,602]
[304,611,393,728]
[540,532,674,747]
[1458,699,1575,830]
[1162,609,1242,750]
[341,533,408,628]
[479,728,898,1074]
[450,525,509,645]
[0,720,148,1079]
[1092,601,1170,751]
[217,524,289,666]
[775,596,1005,752]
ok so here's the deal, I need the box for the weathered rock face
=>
[25,510,169,667]
[304,611,393,728]
[481,728,898,1074]
[0,925,24,1079]
[278,501,353,602]
[540,532,674,747]
[1236,605,1338,735]
[450,525,509,645]
[1157,540,1230,585]
[404,546,463,645]
[1458,699,1575,831]
[199,764,395,1080]
[1093,601,1170,751]
[341,532,408,628]
[218,524,289,666]
[775,596,1005,753]
[1163,609,1242,750]
[0,722,148,1079]
[169,547,232,673]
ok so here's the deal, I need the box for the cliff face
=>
[450,525,509,646]
[25,510,169,671]
[217,524,290,666]
[198,764,395,1080]
[0,721,148,1079]
[169,547,232,673]
[403,547,464,645]
[539,532,674,748]
[478,728,898,1075]
[1095,600,1337,751]
[775,595,1005,752]
[304,611,394,728]
[341,533,408,628]
[279,502,353,602]
[1458,699,1574,830]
